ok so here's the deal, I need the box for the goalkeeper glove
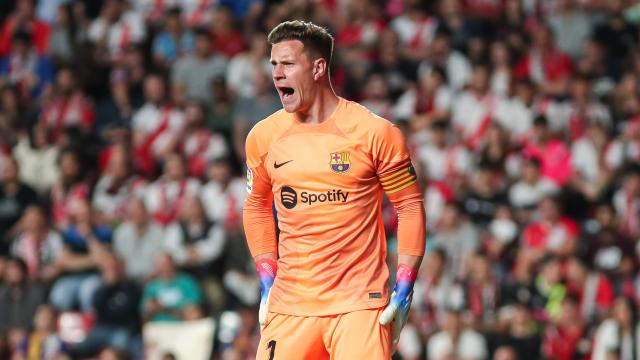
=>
[256,258,277,329]
[379,264,418,348]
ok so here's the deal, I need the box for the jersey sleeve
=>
[243,125,278,258]
[374,122,426,257]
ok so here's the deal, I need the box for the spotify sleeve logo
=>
[280,186,298,209]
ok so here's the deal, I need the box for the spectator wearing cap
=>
[143,153,201,227]
[164,196,225,311]
[151,7,195,71]
[113,198,164,283]
[0,30,54,103]
[39,67,95,144]
[141,253,204,322]
[48,199,111,312]
[427,307,488,360]
[452,63,499,150]
[522,116,574,187]
[0,0,51,57]
[9,205,63,282]
[542,295,591,360]
[171,28,227,105]
[93,143,147,224]
[0,257,47,348]
[180,100,228,179]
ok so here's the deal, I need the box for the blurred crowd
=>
[1,0,640,359]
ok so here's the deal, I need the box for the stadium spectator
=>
[522,116,574,187]
[180,100,228,179]
[93,143,146,223]
[132,74,184,174]
[94,67,142,141]
[427,307,488,360]
[431,202,480,279]
[417,26,471,92]
[12,304,66,360]
[9,205,63,282]
[564,256,614,324]
[88,0,146,62]
[170,28,227,104]
[0,156,37,248]
[143,152,200,227]
[462,253,501,330]
[0,30,54,103]
[69,252,141,358]
[231,70,280,161]
[508,156,559,220]
[151,7,194,71]
[141,253,204,322]
[49,147,89,229]
[416,120,471,184]
[461,164,507,226]
[210,6,245,59]
[39,67,95,143]
[113,198,164,282]
[11,124,59,194]
[613,165,640,239]
[492,299,542,360]
[541,295,591,360]
[0,0,51,57]
[164,196,225,311]
[591,296,640,360]
[47,3,75,64]
[0,257,47,348]
[200,157,245,230]
[48,199,111,312]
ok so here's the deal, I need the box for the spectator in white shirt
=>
[494,79,537,145]
[88,0,146,62]
[418,27,471,92]
[113,198,164,282]
[200,158,245,232]
[226,32,271,98]
[427,308,488,360]
[509,156,559,212]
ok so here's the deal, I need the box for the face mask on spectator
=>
[490,219,518,243]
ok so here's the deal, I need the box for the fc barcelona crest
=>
[330,152,350,173]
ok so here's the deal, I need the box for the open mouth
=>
[278,86,295,100]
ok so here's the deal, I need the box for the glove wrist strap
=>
[256,258,278,278]
[396,264,417,284]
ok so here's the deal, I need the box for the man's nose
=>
[273,64,285,80]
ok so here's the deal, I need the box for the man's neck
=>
[293,88,339,125]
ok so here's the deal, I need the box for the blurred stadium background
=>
[1,0,640,359]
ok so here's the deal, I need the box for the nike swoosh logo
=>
[274,160,293,169]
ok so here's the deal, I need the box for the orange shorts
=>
[256,308,391,360]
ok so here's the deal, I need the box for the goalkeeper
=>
[243,20,426,360]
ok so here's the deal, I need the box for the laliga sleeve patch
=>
[246,168,253,194]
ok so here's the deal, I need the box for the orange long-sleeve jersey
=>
[243,97,426,316]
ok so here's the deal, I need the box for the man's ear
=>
[313,58,327,81]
